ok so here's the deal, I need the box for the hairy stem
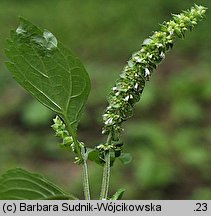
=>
[100,134,112,200]
[81,148,91,200]
[100,150,111,200]
[83,162,90,200]
[73,139,91,200]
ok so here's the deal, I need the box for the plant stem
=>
[100,150,111,199]
[75,142,91,200]
[65,118,90,200]
[100,134,112,200]
[81,152,91,200]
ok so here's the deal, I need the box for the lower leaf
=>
[110,188,126,200]
[0,168,77,200]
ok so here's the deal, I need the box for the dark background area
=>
[0,0,211,199]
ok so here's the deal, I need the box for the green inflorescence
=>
[51,116,75,150]
[102,4,207,143]
[51,116,86,164]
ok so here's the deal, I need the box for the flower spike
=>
[102,5,207,142]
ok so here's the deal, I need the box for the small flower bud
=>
[145,68,151,77]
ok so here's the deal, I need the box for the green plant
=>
[0,4,206,200]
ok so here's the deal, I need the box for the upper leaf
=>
[5,18,90,130]
[0,168,77,200]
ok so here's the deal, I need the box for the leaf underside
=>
[0,168,77,200]
[5,18,90,129]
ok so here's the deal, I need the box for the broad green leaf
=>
[110,188,125,200]
[87,149,132,166]
[0,168,77,200]
[87,148,116,166]
[87,148,104,166]
[5,18,90,130]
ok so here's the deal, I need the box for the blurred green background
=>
[0,0,211,199]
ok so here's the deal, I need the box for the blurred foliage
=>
[0,0,211,199]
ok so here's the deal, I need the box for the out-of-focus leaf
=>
[171,99,203,122]
[135,150,174,188]
[118,153,132,165]
[22,99,52,126]
[191,187,211,200]
[0,168,77,200]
